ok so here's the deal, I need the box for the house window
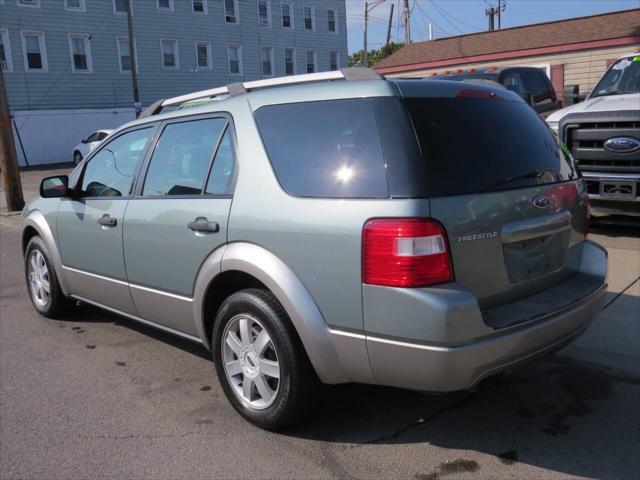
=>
[69,34,92,73]
[284,47,295,76]
[157,0,173,11]
[17,0,40,7]
[261,46,273,76]
[225,0,238,23]
[21,31,47,72]
[161,39,178,68]
[192,0,207,14]
[0,29,13,72]
[281,2,292,29]
[113,0,127,14]
[258,0,271,27]
[65,0,86,11]
[196,41,211,69]
[327,7,337,33]
[303,5,314,31]
[329,50,339,71]
[305,48,316,73]
[117,36,136,73]
[228,44,242,75]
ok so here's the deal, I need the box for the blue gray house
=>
[0,0,348,165]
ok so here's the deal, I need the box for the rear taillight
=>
[362,218,454,288]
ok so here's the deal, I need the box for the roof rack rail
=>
[139,68,383,118]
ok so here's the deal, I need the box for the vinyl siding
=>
[386,44,639,94]
[0,0,348,110]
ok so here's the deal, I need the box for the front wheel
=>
[25,236,71,318]
[212,289,319,430]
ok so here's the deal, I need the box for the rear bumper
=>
[361,241,608,392]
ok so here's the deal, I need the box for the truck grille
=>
[564,118,640,174]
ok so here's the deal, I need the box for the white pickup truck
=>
[546,53,640,217]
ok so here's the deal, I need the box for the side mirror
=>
[518,91,533,105]
[40,175,70,198]
[563,84,581,105]
[81,139,87,144]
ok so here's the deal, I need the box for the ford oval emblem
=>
[603,137,640,153]
[532,195,550,209]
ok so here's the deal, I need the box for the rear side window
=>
[254,99,388,198]
[143,118,226,196]
[405,97,577,197]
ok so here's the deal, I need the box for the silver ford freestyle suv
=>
[21,69,607,430]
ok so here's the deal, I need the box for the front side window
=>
[329,50,339,71]
[501,70,526,93]
[82,127,154,198]
[327,7,337,33]
[143,118,226,196]
[117,36,134,73]
[258,0,270,26]
[305,49,316,73]
[196,41,211,69]
[281,2,292,28]
[205,128,236,195]
[65,0,85,11]
[228,45,242,75]
[0,29,13,72]
[303,5,314,30]
[69,34,91,73]
[524,70,552,102]
[22,32,47,72]
[284,47,295,75]
[161,39,178,68]
[225,0,237,23]
[113,0,127,13]
[193,0,207,14]
[254,99,389,198]
[261,46,273,76]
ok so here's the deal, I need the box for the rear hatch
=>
[397,81,589,318]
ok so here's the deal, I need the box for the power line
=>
[429,0,484,31]
[413,0,452,38]
[427,0,464,34]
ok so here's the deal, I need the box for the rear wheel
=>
[212,289,318,430]
[73,151,83,165]
[25,236,71,318]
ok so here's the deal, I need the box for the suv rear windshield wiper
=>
[482,169,555,192]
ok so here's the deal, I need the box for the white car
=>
[72,129,113,165]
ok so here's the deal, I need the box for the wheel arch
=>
[193,242,350,384]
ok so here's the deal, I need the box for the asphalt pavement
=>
[1,170,639,479]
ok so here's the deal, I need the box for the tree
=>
[348,42,404,68]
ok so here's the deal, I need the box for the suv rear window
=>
[405,97,577,196]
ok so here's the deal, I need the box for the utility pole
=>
[485,1,506,31]
[126,0,141,118]
[428,22,433,40]
[485,5,495,31]
[497,0,506,29]
[364,2,369,67]
[385,3,394,50]
[0,68,24,211]
[403,0,411,45]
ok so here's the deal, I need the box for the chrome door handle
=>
[97,214,117,227]
[188,219,219,234]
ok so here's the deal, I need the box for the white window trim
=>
[303,4,315,32]
[280,1,293,30]
[224,0,239,24]
[113,0,128,15]
[157,0,174,11]
[192,0,208,15]
[160,38,179,69]
[283,47,296,76]
[116,36,138,74]
[68,33,93,73]
[227,44,243,76]
[21,30,48,73]
[260,45,274,77]
[257,0,271,27]
[0,29,13,73]
[17,0,41,8]
[305,48,317,73]
[329,50,340,71]
[195,41,212,70]
[327,6,338,34]
[64,0,86,12]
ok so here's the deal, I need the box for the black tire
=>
[73,151,82,165]
[212,289,319,430]
[24,236,72,318]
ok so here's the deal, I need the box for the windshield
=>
[591,56,640,98]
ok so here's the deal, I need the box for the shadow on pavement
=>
[590,215,640,237]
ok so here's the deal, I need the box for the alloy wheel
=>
[28,250,50,308]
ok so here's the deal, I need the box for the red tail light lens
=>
[362,218,454,288]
